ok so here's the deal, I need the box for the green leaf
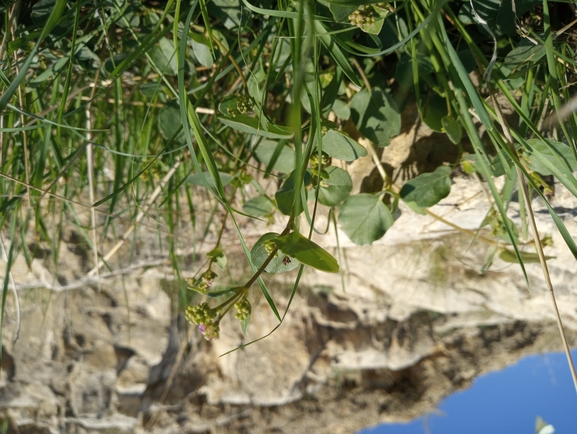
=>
[218,95,238,117]
[522,138,577,198]
[30,55,68,86]
[404,200,426,215]
[338,193,394,245]
[441,116,462,144]
[503,41,546,73]
[419,91,447,132]
[359,18,385,35]
[332,99,351,120]
[400,166,452,208]
[499,248,555,264]
[328,3,356,22]
[190,33,214,68]
[243,195,275,217]
[219,114,293,139]
[317,166,353,207]
[150,37,178,75]
[240,314,251,336]
[461,159,476,174]
[250,233,299,274]
[209,0,248,29]
[159,100,185,144]
[254,140,295,173]
[322,130,367,161]
[275,170,311,216]
[524,138,577,175]
[350,87,401,147]
[273,232,339,273]
[206,248,227,270]
[187,171,234,189]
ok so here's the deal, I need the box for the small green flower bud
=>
[541,234,554,247]
[185,302,218,326]
[349,5,376,27]
[263,239,276,255]
[236,94,254,115]
[234,298,252,321]
[200,270,217,289]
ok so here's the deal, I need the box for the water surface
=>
[359,349,577,434]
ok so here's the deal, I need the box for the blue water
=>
[359,349,577,434]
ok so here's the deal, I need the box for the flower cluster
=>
[310,152,331,188]
[185,285,252,340]
[187,269,217,294]
[185,302,221,340]
[234,298,252,321]
[236,93,254,115]
[349,5,376,27]
[226,94,254,118]
[310,152,330,170]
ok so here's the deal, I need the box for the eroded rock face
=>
[1,106,577,433]
[2,184,576,434]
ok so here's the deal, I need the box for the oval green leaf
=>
[328,3,356,22]
[524,138,577,175]
[149,37,177,75]
[159,100,185,144]
[338,193,394,245]
[359,18,384,35]
[322,130,367,161]
[400,165,452,208]
[273,231,339,273]
[190,33,213,68]
[419,91,447,132]
[275,170,311,216]
[317,166,353,207]
[250,232,300,274]
[498,248,555,264]
[240,313,251,336]
[254,140,295,173]
[350,87,400,147]
[243,195,275,217]
[332,99,351,120]
[503,43,546,72]
[206,247,227,270]
[441,115,462,144]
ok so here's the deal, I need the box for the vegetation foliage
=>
[1,0,577,385]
